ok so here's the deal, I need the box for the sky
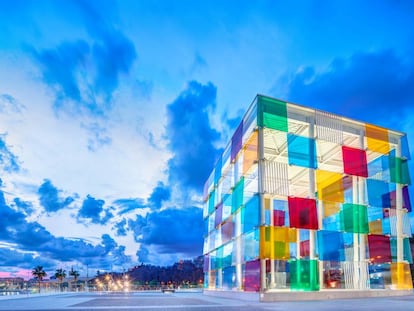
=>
[1,0,414,279]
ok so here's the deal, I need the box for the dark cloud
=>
[148,182,171,210]
[113,218,127,236]
[129,207,204,257]
[285,49,414,126]
[113,198,147,215]
[166,81,222,193]
[0,134,20,173]
[38,179,75,213]
[78,195,113,225]
[12,198,34,215]
[136,245,149,263]
[0,187,130,270]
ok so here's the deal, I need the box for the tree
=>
[32,266,47,293]
[69,267,80,291]
[54,268,66,292]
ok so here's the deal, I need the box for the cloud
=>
[113,198,147,215]
[81,121,112,151]
[27,1,137,116]
[129,207,204,261]
[78,194,113,224]
[0,133,21,173]
[113,218,127,236]
[285,49,414,126]
[38,179,75,213]
[0,93,25,113]
[0,187,130,270]
[148,181,170,210]
[166,81,222,193]
[12,197,34,215]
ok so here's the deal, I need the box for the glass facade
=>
[203,95,413,292]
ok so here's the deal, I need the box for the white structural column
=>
[358,132,367,289]
[258,127,267,291]
[352,175,360,289]
[269,198,276,288]
[396,138,404,263]
[308,116,316,261]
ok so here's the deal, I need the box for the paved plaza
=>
[0,291,413,311]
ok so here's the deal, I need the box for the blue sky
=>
[1,0,414,278]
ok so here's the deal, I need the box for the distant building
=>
[203,95,413,300]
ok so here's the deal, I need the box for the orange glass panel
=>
[323,201,341,217]
[243,131,258,175]
[391,262,413,290]
[368,219,383,234]
[366,124,390,154]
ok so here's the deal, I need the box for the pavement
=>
[0,290,413,311]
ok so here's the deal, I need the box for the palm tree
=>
[69,267,80,291]
[54,268,66,292]
[32,266,47,293]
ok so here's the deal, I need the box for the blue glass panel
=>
[242,195,260,233]
[367,179,390,208]
[317,230,345,261]
[287,134,317,169]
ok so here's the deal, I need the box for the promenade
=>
[0,291,413,311]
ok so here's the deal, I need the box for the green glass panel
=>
[232,177,244,213]
[208,189,216,214]
[391,238,413,264]
[257,96,288,132]
[289,259,319,291]
[390,156,411,185]
[216,246,223,269]
[274,241,287,259]
[340,203,369,233]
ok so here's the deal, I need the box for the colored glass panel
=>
[340,203,369,233]
[289,259,319,291]
[231,121,243,162]
[323,201,341,218]
[368,235,391,263]
[260,226,296,260]
[288,197,318,230]
[214,156,222,186]
[316,170,344,203]
[242,195,260,233]
[390,156,411,185]
[287,134,317,169]
[221,218,234,244]
[243,230,259,261]
[215,202,223,228]
[365,123,390,154]
[232,178,244,213]
[391,263,413,290]
[317,230,345,261]
[300,240,310,257]
[401,134,411,160]
[390,238,413,264]
[403,186,411,212]
[243,259,260,291]
[222,194,232,221]
[208,190,216,214]
[342,146,368,177]
[222,266,236,289]
[273,210,285,226]
[243,131,258,175]
[369,219,383,234]
[257,96,288,131]
[366,179,391,208]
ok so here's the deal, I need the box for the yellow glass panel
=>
[264,197,270,210]
[368,219,382,234]
[323,201,341,217]
[260,226,296,259]
[366,124,390,154]
[243,131,258,175]
[391,262,413,290]
[316,170,344,203]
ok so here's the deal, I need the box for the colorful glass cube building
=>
[203,95,412,299]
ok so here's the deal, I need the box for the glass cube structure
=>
[203,95,413,292]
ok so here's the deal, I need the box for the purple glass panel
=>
[215,202,223,227]
[403,186,412,212]
[244,259,260,292]
[231,121,243,162]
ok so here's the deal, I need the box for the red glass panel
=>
[342,146,368,177]
[368,234,391,263]
[300,240,310,257]
[273,210,285,226]
[288,197,318,230]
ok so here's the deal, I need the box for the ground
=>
[0,291,413,311]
